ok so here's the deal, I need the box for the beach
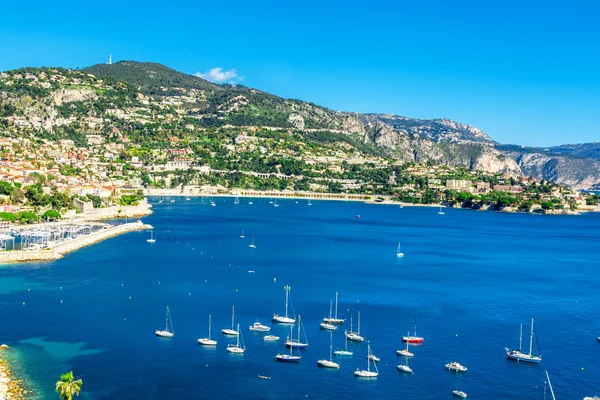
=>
[0,349,27,400]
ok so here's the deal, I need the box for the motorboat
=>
[249,322,271,332]
[445,362,467,372]
[263,335,280,342]
[452,390,467,398]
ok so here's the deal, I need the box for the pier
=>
[0,222,152,264]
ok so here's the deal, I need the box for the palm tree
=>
[55,371,82,400]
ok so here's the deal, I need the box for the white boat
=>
[155,306,174,338]
[197,314,217,345]
[320,300,337,330]
[222,305,238,336]
[396,331,415,357]
[334,330,353,356]
[248,201,253,205]
[186,197,191,201]
[210,198,216,207]
[402,314,424,344]
[170,199,175,203]
[226,323,245,354]
[317,331,340,369]
[322,292,345,325]
[346,311,364,342]
[249,322,271,332]
[452,390,467,398]
[248,234,257,249]
[276,325,301,362]
[354,342,378,378]
[273,200,279,207]
[240,229,245,239]
[368,353,381,362]
[438,206,445,215]
[146,230,156,243]
[264,335,280,342]
[396,242,404,257]
[272,285,296,323]
[269,199,273,204]
[506,318,542,363]
[234,196,240,205]
[445,361,467,372]
[308,199,312,206]
[397,363,413,374]
[285,315,308,349]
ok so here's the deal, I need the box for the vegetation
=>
[55,371,82,400]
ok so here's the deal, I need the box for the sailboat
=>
[272,285,295,323]
[396,331,415,357]
[308,199,312,206]
[397,360,413,374]
[334,330,354,356]
[155,306,174,338]
[248,234,257,249]
[198,315,217,345]
[402,315,424,343]
[320,300,337,330]
[317,331,340,369]
[438,206,445,215]
[276,325,302,362]
[346,311,364,342]
[234,196,240,205]
[322,292,345,324]
[506,318,542,363]
[285,315,308,349]
[273,200,279,207]
[396,242,404,257]
[354,342,378,378]
[240,229,245,239]
[210,197,216,207]
[222,305,238,336]
[146,230,156,243]
[226,323,245,353]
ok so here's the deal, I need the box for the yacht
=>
[263,335,280,342]
[285,315,308,349]
[506,318,542,363]
[397,363,413,374]
[226,323,245,354]
[248,234,257,249]
[445,362,467,372]
[346,311,364,342]
[197,314,217,345]
[146,230,156,243]
[396,332,415,357]
[222,305,238,336]
[402,314,424,344]
[276,325,301,362]
[317,331,340,369]
[334,330,353,356]
[272,285,295,323]
[240,229,245,239]
[452,390,467,398]
[438,206,445,215]
[322,292,345,325]
[249,322,271,332]
[396,242,404,257]
[320,300,337,330]
[354,342,378,378]
[155,306,174,338]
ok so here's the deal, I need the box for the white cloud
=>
[195,67,240,83]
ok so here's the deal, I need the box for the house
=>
[493,185,523,193]
[73,198,94,213]
[446,180,472,190]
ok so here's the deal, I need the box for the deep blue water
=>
[1,198,599,399]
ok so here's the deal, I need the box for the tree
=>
[55,371,82,400]
[42,210,61,221]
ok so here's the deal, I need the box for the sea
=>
[1,198,599,400]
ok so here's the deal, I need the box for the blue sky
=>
[1,0,598,147]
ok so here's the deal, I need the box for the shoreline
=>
[0,347,27,400]
[0,222,152,265]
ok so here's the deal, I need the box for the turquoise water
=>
[1,198,599,399]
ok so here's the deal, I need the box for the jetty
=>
[0,222,152,264]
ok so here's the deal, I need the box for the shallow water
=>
[1,198,599,399]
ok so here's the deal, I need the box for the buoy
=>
[22,302,25,305]
[158,281,161,284]
[188,293,191,296]
[274,278,276,282]
[60,300,63,303]
[27,288,30,292]
[60,286,63,290]
[205,280,208,283]
[236,289,238,292]
[121,284,124,287]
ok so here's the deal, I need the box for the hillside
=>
[0,61,598,188]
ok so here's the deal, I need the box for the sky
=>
[0,0,598,147]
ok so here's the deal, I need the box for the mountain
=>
[1,61,597,188]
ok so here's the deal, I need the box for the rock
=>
[0,345,8,349]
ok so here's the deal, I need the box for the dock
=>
[0,222,152,264]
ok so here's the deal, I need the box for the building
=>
[475,181,491,193]
[493,185,523,193]
[73,198,94,213]
[86,135,104,146]
[446,180,472,190]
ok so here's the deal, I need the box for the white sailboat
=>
[222,305,238,336]
[320,300,337,330]
[506,318,542,363]
[226,323,245,354]
[210,197,216,207]
[308,199,312,206]
[273,200,279,207]
[248,234,257,249]
[285,315,308,349]
[146,230,156,243]
[240,228,245,239]
[396,331,415,357]
[198,314,217,345]
[322,292,345,324]
[396,242,404,257]
[155,306,174,338]
[354,342,378,378]
[276,325,302,362]
[272,285,295,323]
[334,330,354,356]
[234,196,240,205]
[317,331,340,369]
[397,361,413,374]
[438,206,445,215]
[346,311,364,342]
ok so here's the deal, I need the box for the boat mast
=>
[329,300,332,319]
[297,315,301,344]
[165,307,169,332]
[285,286,289,318]
[367,342,371,372]
[529,318,535,356]
[329,331,333,361]
[358,311,361,335]
[413,314,417,336]
[208,315,212,339]
[289,325,294,355]
[519,323,523,352]
[334,292,338,319]
[236,323,240,347]
[231,305,235,330]
[545,370,556,400]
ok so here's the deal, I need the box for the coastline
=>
[0,347,27,400]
